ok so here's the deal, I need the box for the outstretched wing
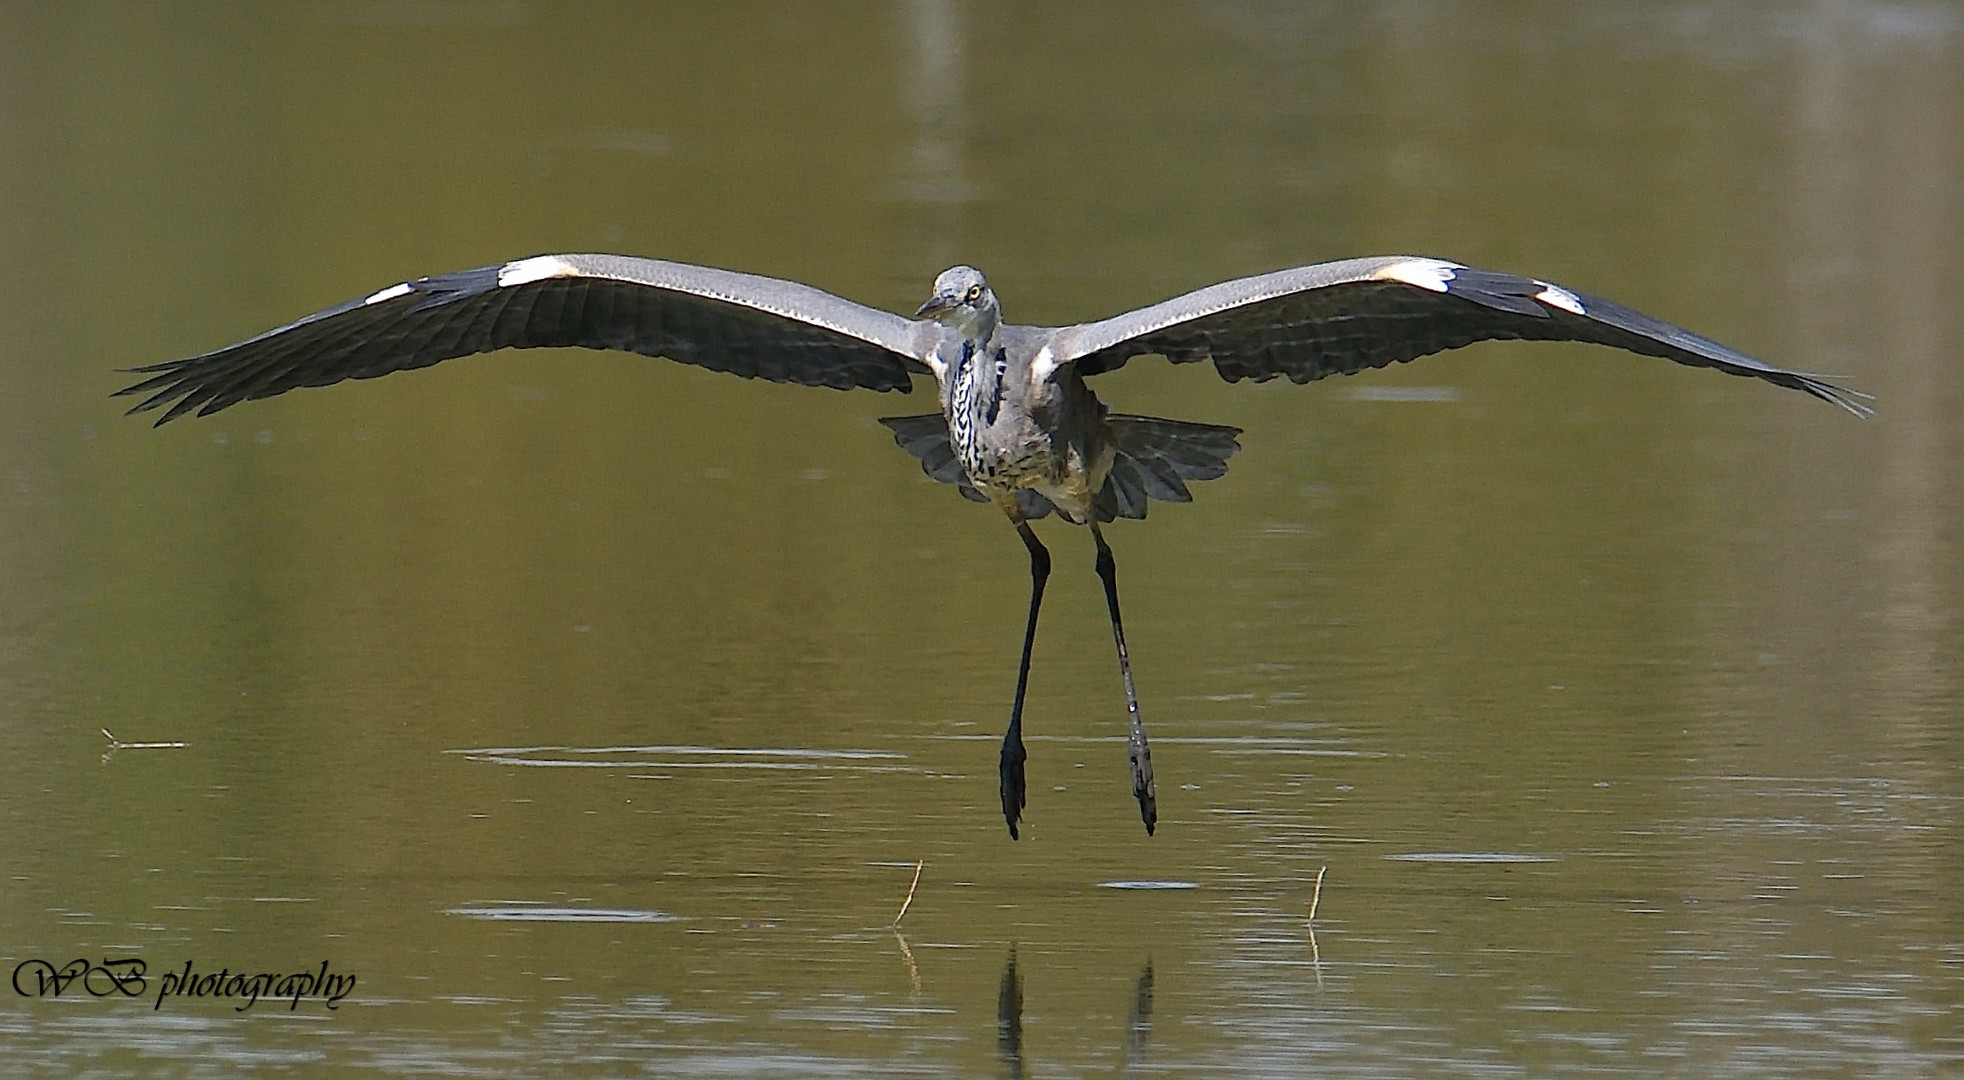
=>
[1043,256,1870,416]
[120,254,936,423]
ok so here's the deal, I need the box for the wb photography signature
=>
[12,958,355,1012]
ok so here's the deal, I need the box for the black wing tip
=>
[118,398,165,424]
[112,358,206,423]
[1416,264,1877,419]
[109,263,508,424]
[113,362,186,397]
[119,358,186,377]
[122,399,186,426]
[1794,374,1875,419]
[115,364,246,425]
[116,385,184,425]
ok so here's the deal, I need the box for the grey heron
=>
[120,253,1869,839]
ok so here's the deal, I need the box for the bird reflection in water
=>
[994,947,1156,1077]
[997,947,1023,1079]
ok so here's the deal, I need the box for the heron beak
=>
[914,293,957,319]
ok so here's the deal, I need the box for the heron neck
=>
[950,307,1000,348]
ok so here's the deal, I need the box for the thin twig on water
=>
[101,728,189,761]
[890,860,924,928]
[101,728,189,750]
[1307,865,1327,990]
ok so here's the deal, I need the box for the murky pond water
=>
[3,3,1960,1076]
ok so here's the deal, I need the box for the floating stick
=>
[890,860,924,928]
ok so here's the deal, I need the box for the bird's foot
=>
[1000,731,1028,840]
[1129,723,1156,836]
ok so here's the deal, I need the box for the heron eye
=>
[965,285,983,302]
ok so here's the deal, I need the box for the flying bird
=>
[120,252,1869,838]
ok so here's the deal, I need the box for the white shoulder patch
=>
[362,281,414,306]
[497,255,579,289]
[1533,282,1586,316]
[1372,258,1461,293]
[1029,343,1058,383]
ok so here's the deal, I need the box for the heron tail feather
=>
[1092,415,1243,521]
[878,413,1242,522]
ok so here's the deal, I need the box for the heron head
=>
[915,265,999,335]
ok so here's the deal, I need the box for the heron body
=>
[919,268,1113,524]
[121,252,1868,839]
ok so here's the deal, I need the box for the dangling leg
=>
[1092,523,1156,835]
[1002,519,1049,839]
